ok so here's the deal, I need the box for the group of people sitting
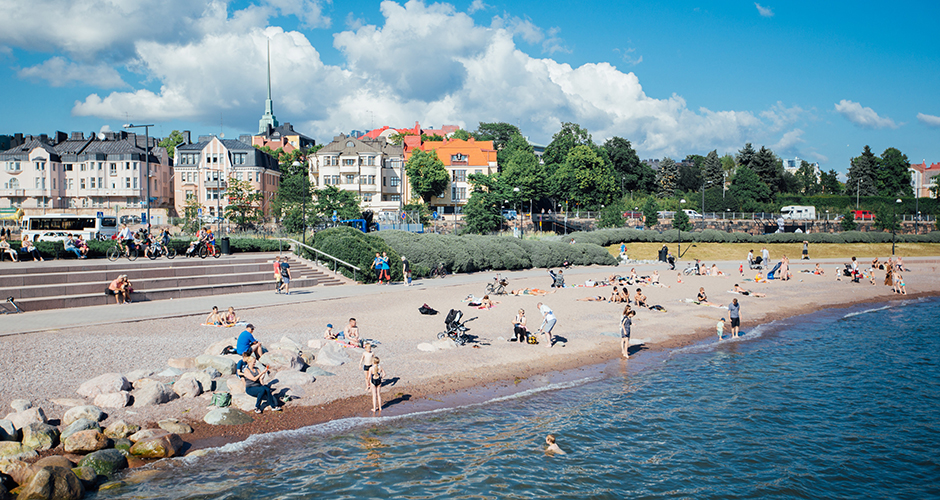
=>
[323,318,363,347]
[206,306,241,326]
[846,256,907,294]
[0,234,49,262]
[106,275,133,304]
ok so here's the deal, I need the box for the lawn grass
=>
[607,242,940,262]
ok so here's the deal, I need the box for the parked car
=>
[119,215,141,225]
[622,211,643,219]
[852,210,875,220]
[682,209,703,219]
[38,231,69,242]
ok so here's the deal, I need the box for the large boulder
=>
[225,376,246,395]
[71,466,100,490]
[167,357,196,370]
[21,423,59,451]
[307,339,325,350]
[273,370,316,389]
[203,337,237,356]
[231,395,257,413]
[156,368,183,377]
[316,342,349,367]
[76,373,130,398]
[93,391,130,409]
[269,336,302,354]
[305,366,336,378]
[156,419,192,435]
[203,367,222,379]
[31,456,75,472]
[16,466,84,500]
[103,421,139,440]
[64,430,109,454]
[0,421,17,442]
[133,382,176,407]
[129,434,183,459]
[172,377,201,399]
[0,442,37,461]
[132,378,159,390]
[124,369,154,383]
[63,406,104,427]
[203,408,253,426]
[4,408,46,431]
[127,429,167,443]
[60,418,100,440]
[77,449,127,477]
[0,459,32,486]
[195,355,236,375]
[180,371,212,392]
[260,349,304,371]
[9,400,31,413]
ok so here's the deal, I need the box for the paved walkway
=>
[2,255,929,337]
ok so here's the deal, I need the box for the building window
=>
[366,175,376,185]
[390,194,401,202]
[80,163,86,171]
[451,153,468,165]
[133,177,138,189]
[343,158,356,166]
[98,177,103,188]
[366,156,376,166]
[125,178,131,188]
[451,186,466,201]
[64,164,73,171]
[133,162,138,170]
[90,178,95,189]
[109,163,117,175]
[389,177,400,187]
[185,190,195,200]
[362,193,373,202]
[5,162,21,172]
[35,161,45,170]
[68,179,74,189]
[453,170,466,182]
[3,178,19,190]
[475,169,483,175]
[345,174,355,184]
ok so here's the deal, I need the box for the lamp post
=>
[513,187,521,238]
[678,198,686,259]
[701,177,706,231]
[826,210,829,233]
[293,161,307,243]
[123,124,153,226]
[892,198,901,255]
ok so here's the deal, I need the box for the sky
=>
[0,0,938,175]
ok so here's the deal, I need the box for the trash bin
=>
[220,236,231,255]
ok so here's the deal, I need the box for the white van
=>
[780,206,816,220]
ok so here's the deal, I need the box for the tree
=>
[752,146,782,191]
[543,122,593,167]
[158,130,185,160]
[405,149,449,203]
[677,158,702,192]
[182,197,203,234]
[549,145,618,209]
[463,173,505,234]
[878,147,913,197]
[735,143,757,170]
[642,197,659,228]
[721,154,736,179]
[313,185,361,221]
[603,137,655,194]
[820,169,842,194]
[873,204,901,232]
[795,160,820,195]
[254,145,319,177]
[656,157,678,198]
[276,174,313,233]
[840,211,857,231]
[473,122,521,151]
[597,202,626,229]
[451,128,471,140]
[672,209,692,232]
[499,133,542,208]
[780,171,800,194]
[931,175,940,199]
[702,150,724,189]
[728,166,771,211]
[845,145,879,197]
[224,178,264,230]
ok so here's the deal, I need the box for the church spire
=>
[258,39,279,135]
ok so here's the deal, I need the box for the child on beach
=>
[545,434,566,455]
[344,318,361,347]
[621,307,635,359]
[677,272,683,284]
[360,344,375,391]
[716,317,726,341]
[896,273,907,295]
[369,357,386,413]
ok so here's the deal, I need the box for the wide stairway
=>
[0,252,350,312]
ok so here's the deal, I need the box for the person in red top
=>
[273,256,284,293]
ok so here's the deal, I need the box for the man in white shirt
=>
[117,224,134,253]
[536,302,557,348]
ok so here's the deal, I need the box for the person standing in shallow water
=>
[620,306,635,359]
[728,298,741,338]
[369,357,386,413]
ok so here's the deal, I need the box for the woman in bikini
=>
[223,307,239,326]
[369,357,386,413]
[733,284,766,297]
[577,295,607,301]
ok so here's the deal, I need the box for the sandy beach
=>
[3,255,939,457]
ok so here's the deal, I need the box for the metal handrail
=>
[282,237,361,281]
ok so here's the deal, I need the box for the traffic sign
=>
[141,213,147,224]
[197,208,203,216]
[332,215,338,222]
[96,211,103,218]
[401,212,407,220]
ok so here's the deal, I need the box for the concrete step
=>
[0,261,277,288]
[0,254,273,276]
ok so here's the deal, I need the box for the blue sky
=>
[0,0,938,175]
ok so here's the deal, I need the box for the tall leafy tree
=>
[642,197,659,228]
[845,145,879,197]
[603,137,655,194]
[473,122,521,151]
[702,150,724,189]
[752,146,782,191]
[735,143,757,170]
[672,209,692,232]
[275,174,313,232]
[450,128,471,140]
[313,185,361,220]
[795,160,820,195]
[463,173,505,234]
[841,212,858,231]
[499,133,542,208]
[721,154,736,178]
[820,169,842,194]
[656,157,679,198]
[543,122,593,167]
[224,178,264,230]
[728,166,771,211]
[158,130,185,160]
[549,145,617,208]
[677,156,703,192]
[878,147,913,197]
[405,149,450,203]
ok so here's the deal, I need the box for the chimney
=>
[182,131,191,144]
[55,131,67,143]
[71,131,84,141]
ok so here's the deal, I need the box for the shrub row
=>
[307,226,404,283]
[571,228,940,246]
[377,229,617,275]
[5,236,283,260]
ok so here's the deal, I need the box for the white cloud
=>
[17,57,127,88]
[772,129,804,152]
[69,0,795,160]
[834,99,899,129]
[917,112,940,127]
[467,0,488,13]
[263,0,330,29]
[614,48,643,66]
[760,101,805,131]
[755,3,774,17]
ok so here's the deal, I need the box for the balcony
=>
[205,180,227,189]
[339,163,360,174]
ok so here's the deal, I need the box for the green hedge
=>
[7,237,281,260]
[569,227,940,246]
[377,229,617,274]
[308,226,403,283]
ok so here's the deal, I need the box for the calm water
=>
[95,298,940,499]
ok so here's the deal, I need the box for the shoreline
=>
[180,288,940,454]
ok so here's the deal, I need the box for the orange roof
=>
[405,137,497,166]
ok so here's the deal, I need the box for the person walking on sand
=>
[716,317,726,341]
[802,240,809,260]
[379,251,392,283]
[359,343,375,391]
[761,247,770,267]
[369,357,386,413]
[621,306,636,359]
[401,255,412,286]
[728,298,741,338]
[535,302,557,348]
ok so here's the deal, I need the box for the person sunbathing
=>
[610,287,624,303]
[629,268,638,282]
[509,288,552,296]
[696,287,722,306]
[650,270,661,284]
[814,264,825,275]
[223,307,240,326]
[479,295,499,309]
[710,264,725,276]
[754,271,766,283]
[634,288,648,308]
[733,284,766,297]
[577,295,607,301]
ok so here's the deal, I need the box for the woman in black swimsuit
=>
[369,357,387,413]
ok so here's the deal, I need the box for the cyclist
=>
[117,223,135,255]
[205,228,217,256]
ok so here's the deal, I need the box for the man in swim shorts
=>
[536,302,556,348]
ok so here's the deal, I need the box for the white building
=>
[310,134,406,213]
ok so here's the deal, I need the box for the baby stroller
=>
[749,256,763,270]
[437,309,477,346]
[549,269,565,288]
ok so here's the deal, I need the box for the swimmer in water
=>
[545,434,566,455]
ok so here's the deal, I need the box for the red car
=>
[852,210,875,220]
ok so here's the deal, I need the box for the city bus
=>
[21,214,119,241]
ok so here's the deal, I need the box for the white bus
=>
[21,214,119,242]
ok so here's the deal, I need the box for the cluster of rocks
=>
[0,399,189,499]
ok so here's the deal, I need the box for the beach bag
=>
[527,333,539,345]
[211,392,231,408]
[220,345,237,355]
[419,303,438,315]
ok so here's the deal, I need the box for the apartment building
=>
[311,134,405,213]
[404,138,498,213]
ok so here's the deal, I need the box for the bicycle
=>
[107,241,139,262]
[147,241,177,260]
[0,297,22,315]
[198,241,221,259]
[485,274,508,295]
[430,262,448,278]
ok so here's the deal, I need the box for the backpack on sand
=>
[211,392,232,408]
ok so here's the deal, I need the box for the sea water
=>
[94,298,940,499]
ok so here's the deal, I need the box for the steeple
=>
[258,39,279,135]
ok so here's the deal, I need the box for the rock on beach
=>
[103,421,139,440]
[17,465,84,500]
[78,448,128,477]
[133,383,176,407]
[0,442,38,461]
[77,373,131,398]
[10,399,31,413]
[173,377,202,399]
[94,391,131,409]
[0,420,18,442]
[21,423,59,451]
[62,405,104,427]
[4,407,46,431]
[195,355,236,375]
[63,430,109,454]
[61,418,100,440]
[203,408,253,426]
[157,419,193,435]
[129,434,183,459]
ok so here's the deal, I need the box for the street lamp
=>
[678,198,686,259]
[513,187,521,238]
[293,160,307,243]
[123,124,153,226]
[892,198,902,255]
